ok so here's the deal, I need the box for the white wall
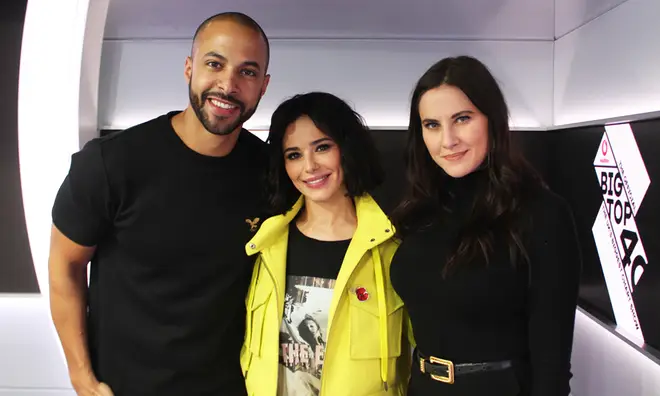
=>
[4,0,108,394]
[0,298,73,395]
[554,0,660,126]
[103,0,554,41]
[572,308,660,395]
[98,39,554,131]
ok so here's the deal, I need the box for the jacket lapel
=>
[260,231,289,324]
[246,197,304,324]
[326,195,394,332]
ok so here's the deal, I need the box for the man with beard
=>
[48,12,270,396]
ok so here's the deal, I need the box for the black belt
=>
[416,349,513,384]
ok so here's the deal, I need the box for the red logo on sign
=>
[356,287,369,301]
[600,139,610,163]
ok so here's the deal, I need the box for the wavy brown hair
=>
[391,56,545,277]
[266,92,384,215]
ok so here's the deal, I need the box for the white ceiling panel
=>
[104,0,555,41]
[555,0,628,38]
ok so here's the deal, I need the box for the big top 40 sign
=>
[592,123,650,342]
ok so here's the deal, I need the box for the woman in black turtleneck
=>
[389,56,582,396]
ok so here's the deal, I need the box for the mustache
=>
[201,91,245,111]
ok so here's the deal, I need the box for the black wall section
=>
[627,119,660,352]
[370,130,407,215]
[550,125,615,323]
[0,0,40,293]
[512,130,556,186]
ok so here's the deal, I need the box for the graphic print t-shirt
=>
[278,224,350,396]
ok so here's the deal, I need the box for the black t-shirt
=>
[52,111,268,396]
[278,224,349,395]
[287,224,349,279]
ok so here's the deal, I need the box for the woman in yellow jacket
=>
[241,92,411,396]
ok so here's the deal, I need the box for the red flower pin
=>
[356,287,369,301]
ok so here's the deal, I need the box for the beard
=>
[189,82,260,136]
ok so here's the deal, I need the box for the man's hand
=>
[95,383,114,396]
[71,371,114,396]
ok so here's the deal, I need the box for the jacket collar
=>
[245,194,394,256]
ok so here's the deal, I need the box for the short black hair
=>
[191,12,270,71]
[267,92,384,214]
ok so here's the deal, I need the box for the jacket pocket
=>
[248,284,273,357]
[348,288,404,359]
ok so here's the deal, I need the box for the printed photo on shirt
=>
[278,275,335,396]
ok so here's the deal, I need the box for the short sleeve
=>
[52,139,113,247]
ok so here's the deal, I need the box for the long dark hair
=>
[391,56,544,277]
[266,91,384,214]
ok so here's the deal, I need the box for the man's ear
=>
[261,74,271,97]
[184,56,193,84]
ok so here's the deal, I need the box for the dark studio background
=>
[0,0,39,293]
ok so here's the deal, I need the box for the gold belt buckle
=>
[420,355,455,384]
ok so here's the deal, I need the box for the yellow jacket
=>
[241,194,411,396]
